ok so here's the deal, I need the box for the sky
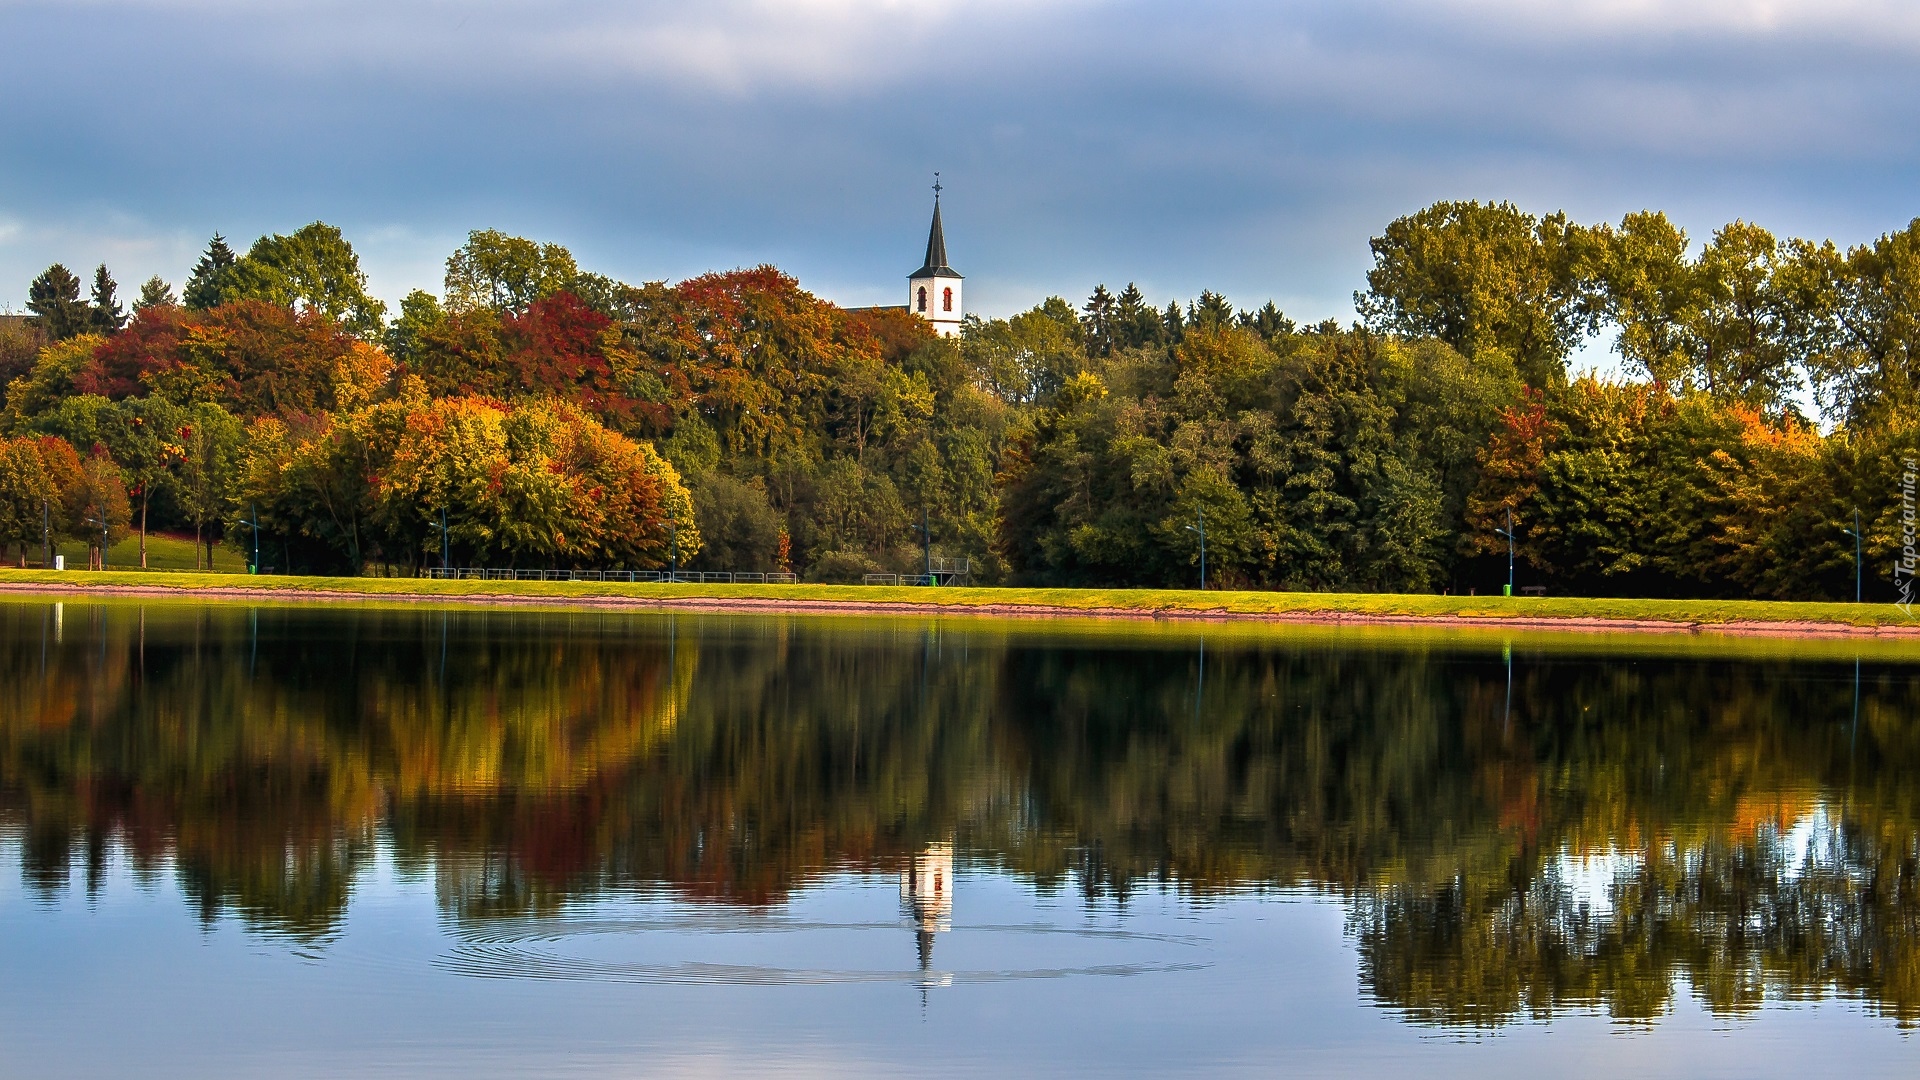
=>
[2,0,1918,335]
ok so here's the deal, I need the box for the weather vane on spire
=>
[933,172,942,199]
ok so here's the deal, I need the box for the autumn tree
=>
[67,447,131,569]
[0,436,73,564]
[0,315,45,400]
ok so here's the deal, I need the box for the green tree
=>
[686,472,784,571]
[177,402,245,569]
[1114,283,1162,350]
[961,298,1084,405]
[88,264,126,334]
[443,230,581,315]
[133,276,177,312]
[26,264,89,341]
[1677,222,1806,410]
[2,335,102,429]
[1359,200,1600,389]
[101,396,186,568]
[183,235,239,311]
[1797,218,1920,428]
[1082,284,1117,358]
[0,437,62,564]
[226,223,386,336]
[382,289,445,364]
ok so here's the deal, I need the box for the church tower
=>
[908,178,963,337]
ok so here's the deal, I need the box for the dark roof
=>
[909,199,962,280]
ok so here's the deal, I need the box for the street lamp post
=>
[1843,509,1864,604]
[436,506,451,573]
[668,519,678,581]
[1183,510,1207,591]
[914,508,932,585]
[83,507,110,571]
[244,502,261,574]
[1494,508,1516,597]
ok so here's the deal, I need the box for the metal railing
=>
[862,557,972,587]
[422,568,797,584]
[864,573,939,586]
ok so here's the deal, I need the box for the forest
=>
[3,202,1918,598]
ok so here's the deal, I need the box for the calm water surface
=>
[2,599,1917,1077]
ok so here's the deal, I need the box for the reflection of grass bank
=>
[2,567,1918,634]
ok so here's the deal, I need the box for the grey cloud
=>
[0,0,1915,323]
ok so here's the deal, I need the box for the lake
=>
[1,599,1916,1077]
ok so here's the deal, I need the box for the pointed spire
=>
[922,201,950,272]
[910,175,962,280]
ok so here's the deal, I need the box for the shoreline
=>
[2,576,1917,638]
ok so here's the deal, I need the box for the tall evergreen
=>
[1189,290,1234,332]
[26,264,88,340]
[1239,301,1294,342]
[1161,300,1185,343]
[134,276,177,311]
[89,264,126,333]
[1082,284,1116,358]
[1115,283,1160,349]
[183,234,238,311]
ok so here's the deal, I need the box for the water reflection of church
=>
[900,844,954,987]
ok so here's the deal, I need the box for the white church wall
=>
[909,274,962,336]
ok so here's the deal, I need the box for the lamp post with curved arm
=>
[1843,509,1864,604]
[1494,508,1516,597]
[1184,511,1207,591]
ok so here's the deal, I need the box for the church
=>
[907,184,963,336]
[845,180,964,336]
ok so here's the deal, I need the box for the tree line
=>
[4,203,1918,594]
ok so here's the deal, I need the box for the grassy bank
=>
[20,533,251,573]
[0,566,1912,631]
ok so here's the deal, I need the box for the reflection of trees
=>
[0,603,692,937]
[415,622,1000,915]
[1352,813,1920,1027]
[5,605,1920,1027]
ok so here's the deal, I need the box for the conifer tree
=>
[26,264,88,341]
[1238,301,1294,342]
[1115,283,1161,349]
[134,276,177,311]
[183,235,238,310]
[89,264,126,333]
[1082,284,1116,358]
[1189,290,1233,332]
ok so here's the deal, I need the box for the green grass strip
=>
[0,567,1913,630]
